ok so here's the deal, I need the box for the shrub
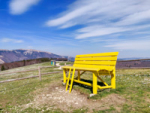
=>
[1,65,5,71]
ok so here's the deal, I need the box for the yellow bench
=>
[62,52,119,94]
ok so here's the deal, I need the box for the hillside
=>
[0,62,150,112]
[0,49,74,64]
[116,59,150,68]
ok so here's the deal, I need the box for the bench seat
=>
[62,52,119,94]
[62,66,114,71]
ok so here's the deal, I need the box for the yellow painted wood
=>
[97,75,108,86]
[75,71,85,79]
[62,66,100,71]
[69,68,75,93]
[75,57,117,61]
[111,69,116,89]
[66,78,92,87]
[72,65,114,71]
[74,61,116,65]
[63,69,67,84]
[99,71,110,75]
[62,52,119,94]
[66,68,71,91]
[93,72,97,94]
[76,52,119,57]
[63,66,114,72]
[97,85,112,89]
[66,78,112,89]
[78,70,80,80]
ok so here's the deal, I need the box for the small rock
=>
[90,94,96,97]
[75,102,78,104]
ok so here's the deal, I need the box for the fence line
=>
[0,66,61,83]
[0,69,37,75]
[41,71,61,75]
[0,75,39,83]
[0,66,57,75]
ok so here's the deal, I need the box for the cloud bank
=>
[46,0,150,50]
[105,38,150,50]
[9,0,40,15]
[1,38,23,43]
[46,0,150,37]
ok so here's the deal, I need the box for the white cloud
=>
[76,24,150,39]
[46,1,99,26]
[76,27,130,39]
[1,38,24,43]
[9,0,40,15]
[46,0,150,39]
[105,39,150,50]
[116,9,150,26]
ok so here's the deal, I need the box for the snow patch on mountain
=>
[0,59,4,64]
[24,50,33,55]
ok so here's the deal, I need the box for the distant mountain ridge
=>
[118,57,150,61]
[0,49,74,64]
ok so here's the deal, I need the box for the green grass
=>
[0,62,63,112]
[0,62,150,112]
[58,61,74,66]
[74,69,150,112]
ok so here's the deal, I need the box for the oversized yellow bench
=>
[62,52,119,94]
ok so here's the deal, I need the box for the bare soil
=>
[23,82,126,112]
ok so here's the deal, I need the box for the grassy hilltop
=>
[0,62,150,113]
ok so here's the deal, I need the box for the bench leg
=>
[78,70,80,80]
[69,68,75,93]
[63,69,67,84]
[111,69,116,89]
[93,72,97,94]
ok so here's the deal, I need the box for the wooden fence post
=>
[38,66,41,81]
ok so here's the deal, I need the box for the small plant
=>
[1,65,5,71]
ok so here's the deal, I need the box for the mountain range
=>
[0,49,149,64]
[0,49,74,64]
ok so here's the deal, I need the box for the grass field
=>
[0,62,150,113]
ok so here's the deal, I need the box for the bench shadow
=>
[72,79,106,93]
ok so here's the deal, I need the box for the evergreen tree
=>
[1,65,5,71]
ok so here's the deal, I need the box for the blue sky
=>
[0,0,150,58]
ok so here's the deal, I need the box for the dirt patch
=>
[101,93,126,105]
[23,84,126,112]
[144,93,150,103]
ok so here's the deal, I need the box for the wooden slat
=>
[75,57,117,61]
[62,66,99,71]
[74,61,116,65]
[76,52,118,58]
[62,65,114,71]
[97,86,112,89]
[62,52,118,71]
[73,64,114,70]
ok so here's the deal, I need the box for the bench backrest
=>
[73,52,119,69]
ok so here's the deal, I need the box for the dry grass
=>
[0,62,150,112]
